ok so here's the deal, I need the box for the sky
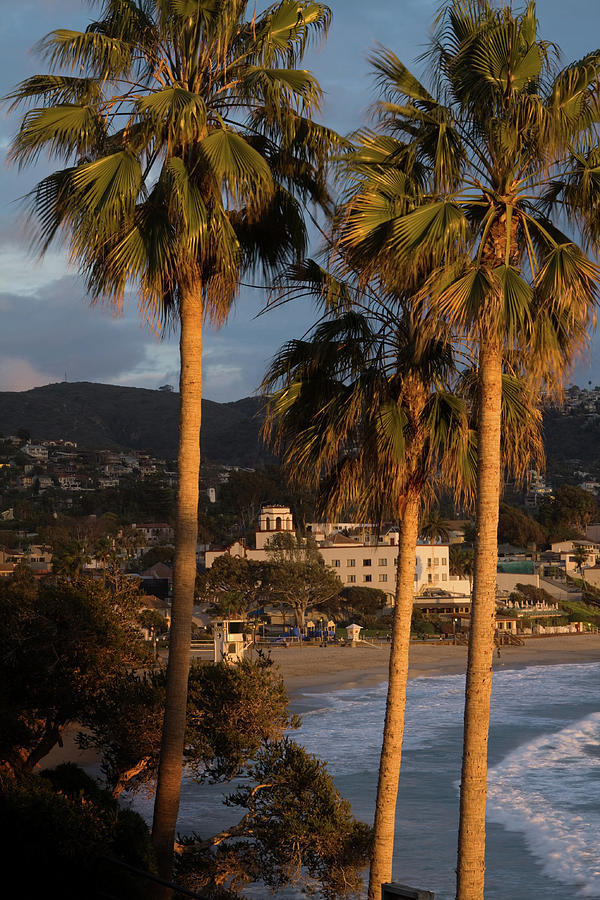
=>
[2,0,600,402]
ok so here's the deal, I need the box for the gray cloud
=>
[2,0,600,400]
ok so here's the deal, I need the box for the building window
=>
[364,574,372,583]
[442,558,447,566]
[433,574,439,583]
[363,558,372,566]
[428,574,432,583]
[347,574,356,583]
[332,559,341,567]
[427,558,432,566]
[348,558,356,567]
[442,573,447,581]
[379,573,388,583]
[378,557,388,566]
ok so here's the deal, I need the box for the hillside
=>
[542,408,600,469]
[1,382,593,474]
[0,382,272,466]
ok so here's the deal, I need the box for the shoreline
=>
[266,633,600,708]
[41,634,600,771]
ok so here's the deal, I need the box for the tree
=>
[6,0,338,879]
[449,545,474,592]
[177,739,372,900]
[498,503,547,549]
[419,508,450,545]
[78,654,297,797]
[572,544,591,581]
[0,764,155,900]
[333,5,600,895]
[264,533,343,629]
[537,484,598,537]
[263,278,473,900]
[196,554,265,617]
[0,567,369,898]
[339,585,387,617]
[0,568,151,779]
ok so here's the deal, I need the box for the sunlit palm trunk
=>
[152,288,203,885]
[456,340,502,900]
[368,493,420,900]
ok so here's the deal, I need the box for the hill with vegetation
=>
[543,407,600,469]
[0,382,272,466]
[1,383,595,473]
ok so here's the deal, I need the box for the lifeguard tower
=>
[346,623,362,646]
[213,619,249,663]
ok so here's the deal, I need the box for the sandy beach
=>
[42,633,600,771]
[268,633,600,704]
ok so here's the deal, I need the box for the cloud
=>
[0,274,177,391]
[0,357,56,392]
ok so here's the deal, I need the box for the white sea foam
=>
[487,712,600,897]
[127,661,600,898]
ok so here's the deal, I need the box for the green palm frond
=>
[4,75,103,109]
[163,157,207,249]
[70,150,143,218]
[242,67,322,112]
[257,1,332,64]
[200,128,274,200]
[9,105,104,166]
[369,45,437,107]
[136,87,207,145]
[435,265,494,330]
[38,29,133,79]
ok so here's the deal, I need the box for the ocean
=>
[131,660,600,898]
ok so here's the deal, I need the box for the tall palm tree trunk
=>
[152,288,203,883]
[456,340,502,900]
[368,492,420,900]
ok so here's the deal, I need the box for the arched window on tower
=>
[265,517,271,531]
[276,516,282,530]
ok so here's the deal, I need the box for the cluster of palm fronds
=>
[6,1,600,899]
[261,3,600,899]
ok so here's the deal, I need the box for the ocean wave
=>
[487,712,600,897]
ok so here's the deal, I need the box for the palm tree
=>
[449,544,474,593]
[420,509,450,546]
[335,5,600,896]
[6,0,337,880]
[572,543,590,583]
[263,266,474,900]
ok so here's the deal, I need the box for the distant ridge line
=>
[0,381,272,466]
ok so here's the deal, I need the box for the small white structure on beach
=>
[346,623,362,646]
[214,619,247,662]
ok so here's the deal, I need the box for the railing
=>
[382,883,435,899]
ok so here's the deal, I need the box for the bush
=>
[0,764,155,899]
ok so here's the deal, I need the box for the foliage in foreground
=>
[0,763,154,900]
[0,569,370,899]
[178,739,372,900]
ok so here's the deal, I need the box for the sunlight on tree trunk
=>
[456,341,502,900]
[368,494,420,900]
[152,288,203,886]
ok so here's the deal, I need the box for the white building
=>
[550,539,599,573]
[205,504,455,605]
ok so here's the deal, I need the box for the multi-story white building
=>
[205,504,454,605]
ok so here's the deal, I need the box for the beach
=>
[43,633,600,770]
[43,633,600,898]
[267,633,600,702]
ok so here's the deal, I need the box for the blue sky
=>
[1,0,600,401]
